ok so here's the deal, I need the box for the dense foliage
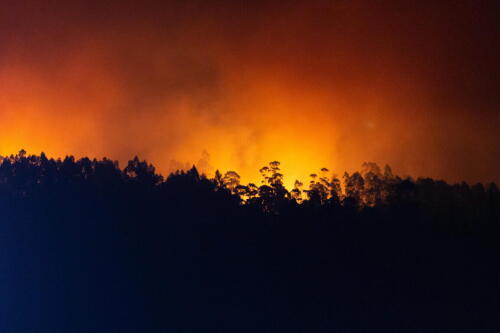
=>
[0,151,498,332]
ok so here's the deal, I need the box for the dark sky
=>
[0,0,499,185]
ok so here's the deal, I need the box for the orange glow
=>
[0,1,498,187]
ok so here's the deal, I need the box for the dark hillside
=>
[0,152,498,332]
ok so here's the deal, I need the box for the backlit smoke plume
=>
[1,1,498,186]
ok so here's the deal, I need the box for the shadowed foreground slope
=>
[0,152,498,332]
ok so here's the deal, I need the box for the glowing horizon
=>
[1,1,498,186]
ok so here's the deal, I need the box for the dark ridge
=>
[0,151,498,332]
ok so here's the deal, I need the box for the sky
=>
[0,0,499,186]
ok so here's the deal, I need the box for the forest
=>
[0,150,498,332]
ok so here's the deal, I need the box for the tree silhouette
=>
[0,151,498,332]
[125,156,163,186]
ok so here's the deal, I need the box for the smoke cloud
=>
[1,0,498,186]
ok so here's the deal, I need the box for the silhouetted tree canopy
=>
[0,150,498,332]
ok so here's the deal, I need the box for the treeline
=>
[0,150,498,227]
[0,150,498,332]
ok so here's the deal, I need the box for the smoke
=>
[0,0,498,186]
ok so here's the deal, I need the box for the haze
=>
[1,0,498,186]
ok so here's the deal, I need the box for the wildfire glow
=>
[0,1,498,187]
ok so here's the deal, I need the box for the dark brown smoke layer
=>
[1,0,498,186]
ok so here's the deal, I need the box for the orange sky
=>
[1,1,499,187]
